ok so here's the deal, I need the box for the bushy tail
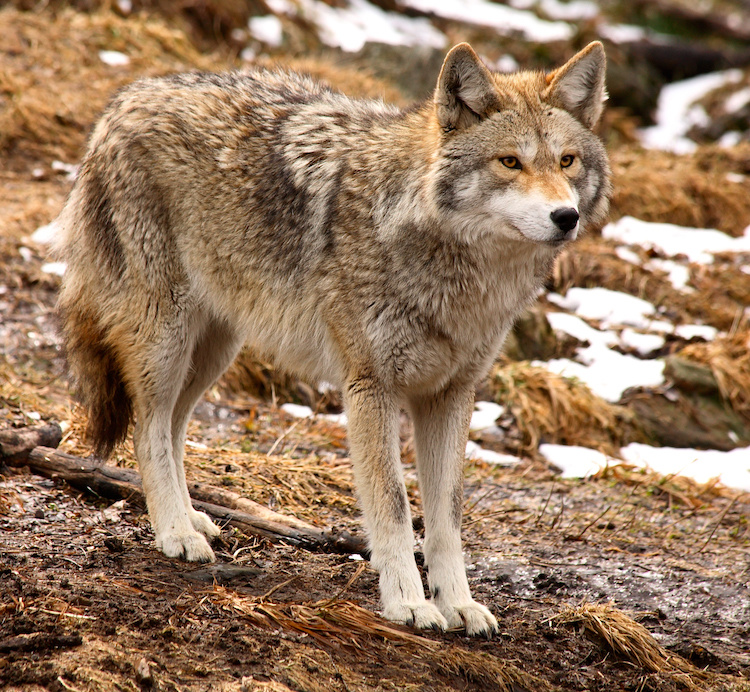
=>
[59,301,133,459]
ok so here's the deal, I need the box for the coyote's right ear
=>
[435,43,501,134]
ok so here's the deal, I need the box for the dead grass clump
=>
[552,235,678,305]
[0,7,221,163]
[220,350,322,409]
[200,584,436,650]
[610,143,750,235]
[553,235,749,332]
[679,327,750,423]
[489,361,640,456]
[554,602,723,691]
[203,586,547,692]
[434,648,555,692]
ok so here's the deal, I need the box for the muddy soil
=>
[2,5,750,691]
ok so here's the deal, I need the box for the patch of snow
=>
[51,160,79,181]
[598,23,647,43]
[320,412,348,426]
[401,0,574,42]
[465,441,521,466]
[273,0,446,52]
[619,328,665,356]
[470,400,505,432]
[615,246,642,265]
[603,216,750,264]
[537,0,599,21]
[724,86,750,114]
[546,311,618,347]
[541,442,750,492]
[621,443,750,492]
[249,15,284,46]
[644,258,692,292]
[547,287,656,329]
[640,69,743,154]
[281,403,314,418]
[539,444,612,478]
[41,262,66,277]
[674,324,718,341]
[99,50,130,67]
[30,220,60,245]
[491,54,520,73]
[541,348,665,402]
[719,131,743,148]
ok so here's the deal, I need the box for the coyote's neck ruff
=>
[56,42,611,636]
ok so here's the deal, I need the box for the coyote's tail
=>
[59,301,133,459]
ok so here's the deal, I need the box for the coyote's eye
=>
[560,154,575,168]
[500,156,522,170]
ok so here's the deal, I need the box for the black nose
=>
[550,207,579,233]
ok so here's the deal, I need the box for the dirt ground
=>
[2,4,750,692]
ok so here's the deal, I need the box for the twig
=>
[697,495,740,553]
[267,419,302,456]
[572,505,612,540]
[535,482,556,526]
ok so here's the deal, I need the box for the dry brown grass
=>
[489,361,642,456]
[679,327,750,423]
[610,143,750,236]
[0,7,223,163]
[201,585,552,692]
[0,7,405,168]
[554,602,750,691]
[553,234,750,332]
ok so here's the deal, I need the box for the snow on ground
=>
[266,0,446,52]
[540,443,750,492]
[639,69,744,154]
[603,216,750,265]
[401,0,573,42]
[547,287,656,329]
[541,348,665,402]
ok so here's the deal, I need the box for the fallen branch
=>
[4,438,367,556]
[0,422,63,462]
[0,632,82,653]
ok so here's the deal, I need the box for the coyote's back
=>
[57,43,611,636]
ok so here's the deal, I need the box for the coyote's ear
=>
[435,43,501,133]
[544,41,607,129]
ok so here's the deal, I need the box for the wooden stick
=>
[8,445,367,557]
[0,423,63,462]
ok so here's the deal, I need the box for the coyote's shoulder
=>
[56,42,611,635]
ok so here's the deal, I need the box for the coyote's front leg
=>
[409,385,499,636]
[345,374,448,631]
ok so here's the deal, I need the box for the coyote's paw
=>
[190,510,221,539]
[382,601,448,632]
[442,601,498,637]
[158,531,216,563]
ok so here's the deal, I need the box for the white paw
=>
[382,601,448,631]
[190,510,221,539]
[158,531,215,563]
[442,601,498,637]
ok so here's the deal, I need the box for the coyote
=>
[56,42,610,635]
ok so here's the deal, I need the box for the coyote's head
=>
[430,41,611,246]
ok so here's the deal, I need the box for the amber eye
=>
[561,154,575,168]
[500,156,522,170]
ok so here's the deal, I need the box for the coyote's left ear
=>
[435,43,502,133]
[544,41,607,129]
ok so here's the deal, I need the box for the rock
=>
[504,306,560,362]
[664,356,720,395]
[624,388,750,451]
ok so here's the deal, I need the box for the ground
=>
[1,3,749,691]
